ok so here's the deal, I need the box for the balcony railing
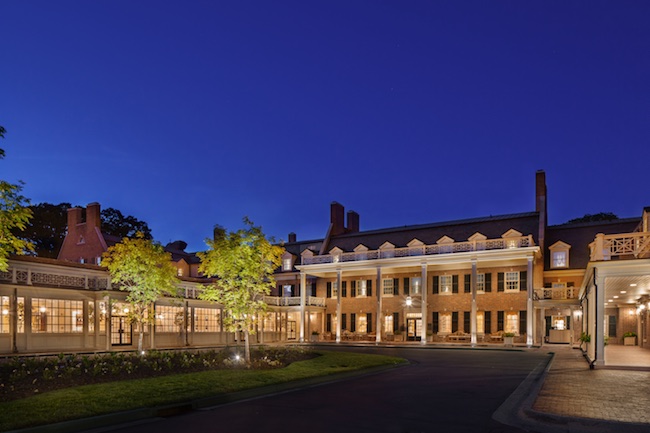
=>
[263,296,325,307]
[589,232,650,261]
[302,235,535,265]
[534,287,578,301]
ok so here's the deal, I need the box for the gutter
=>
[591,267,598,369]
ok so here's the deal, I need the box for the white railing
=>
[534,287,577,301]
[589,232,650,261]
[263,296,325,307]
[303,235,535,265]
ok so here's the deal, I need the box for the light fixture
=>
[39,306,46,313]
[621,291,627,294]
[1,309,8,315]
[405,297,413,307]
[630,283,637,287]
[613,295,619,299]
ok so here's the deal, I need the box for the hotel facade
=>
[1,171,649,367]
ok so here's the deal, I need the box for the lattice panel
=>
[32,272,86,288]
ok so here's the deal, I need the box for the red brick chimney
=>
[536,170,547,251]
[347,210,359,233]
[86,202,101,229]
[330,202,345,236]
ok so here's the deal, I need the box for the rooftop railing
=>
[589,232,650,261]
[302,235,535,265]
[263,296,325,307]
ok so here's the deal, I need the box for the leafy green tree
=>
[0,126,34,271]
[198,218,284,363]
[102,233,179,353]
[567,212,619,224]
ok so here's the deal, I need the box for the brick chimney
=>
[288,232,297,243]
[86,202,101,229]
[536,170,547,251]
[347,210,359,233]
[67,207,83,228]
[330,202,345,236]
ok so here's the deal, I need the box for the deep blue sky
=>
[2,1,648,252]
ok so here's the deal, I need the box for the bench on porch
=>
[446,331,471,342]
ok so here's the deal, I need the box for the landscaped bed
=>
[0,347,405,431]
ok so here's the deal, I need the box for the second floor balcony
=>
[302,234,536,265]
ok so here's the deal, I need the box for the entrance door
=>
[407,318,422,341]
[287,321,297,340]
[111,316,132,346]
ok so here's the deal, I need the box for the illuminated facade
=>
[1,171,649,364]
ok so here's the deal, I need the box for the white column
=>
[299,272,307,342]
[336,269,342,343]
[375,267,383,343]
[470,260,478,346]
[594,270,606,366]
[420,264,428,345]
[526,257,535,347]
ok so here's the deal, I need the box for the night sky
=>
[2,1,648,252]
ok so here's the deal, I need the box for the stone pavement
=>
[512,344,650,432]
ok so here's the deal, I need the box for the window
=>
[439,313,452,333]
[383,279,394,296]
[357,314,368,333]
[0,296,10,333]
[476,274,485,292]
[411,277,421,294]
[282,258,292,271]
[155,305,185,333]
[193,308,221,332]
[477,311,485,334]
[505,272,519,292]
[440,275,452,294]
[357,280,367,297]
[31,298,84,333]
[332,282,338,297]
[505,312,518,334]
[177,268,184,277]
[552,251,568,268]
[263,313,276,332]
[384,315,393,333]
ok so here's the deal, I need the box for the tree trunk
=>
[244,328,251,364]
[138,322,144,354]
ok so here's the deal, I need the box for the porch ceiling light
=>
[630,283,638,287]
[621,290,627,294]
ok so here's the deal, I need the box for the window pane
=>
[383,279,393,296]
[31,298,83,333]
[193,307,221,332]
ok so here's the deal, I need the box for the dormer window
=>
[177,268,184,277]
[549,241,571,269]
[78,235,85,245]
[283,258,292,271]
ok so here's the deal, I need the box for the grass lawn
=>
[0,350,405,431]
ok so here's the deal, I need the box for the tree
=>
[101,207,152,240]
[0,126,34,271]
[567,213,619,224]
[101,233,179,353]
[19,202,71,258]
[197,218,284,363]
[14,203,152,257]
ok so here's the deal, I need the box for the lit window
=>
[505,272,520,292]
[357,315,368,333]
[552,251,568,268]
[440,275,452,294]
[177,268,184,277]
[476,311,485,334]
[155,305,185,333]
[283,258,292,271]
[384,315,393,333]
[357,280,367,297]
[193,308,221,332]
[31,298,84,333]
[439,313,452,333]
[411,277,421,294]
[383,279,393,296]
[332,282,338,297]
[505,312,518,334]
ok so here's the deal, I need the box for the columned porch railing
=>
[302,235,535,265]
[534,287,578,301]
[589,232,650,261]
[263,296,325,307]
